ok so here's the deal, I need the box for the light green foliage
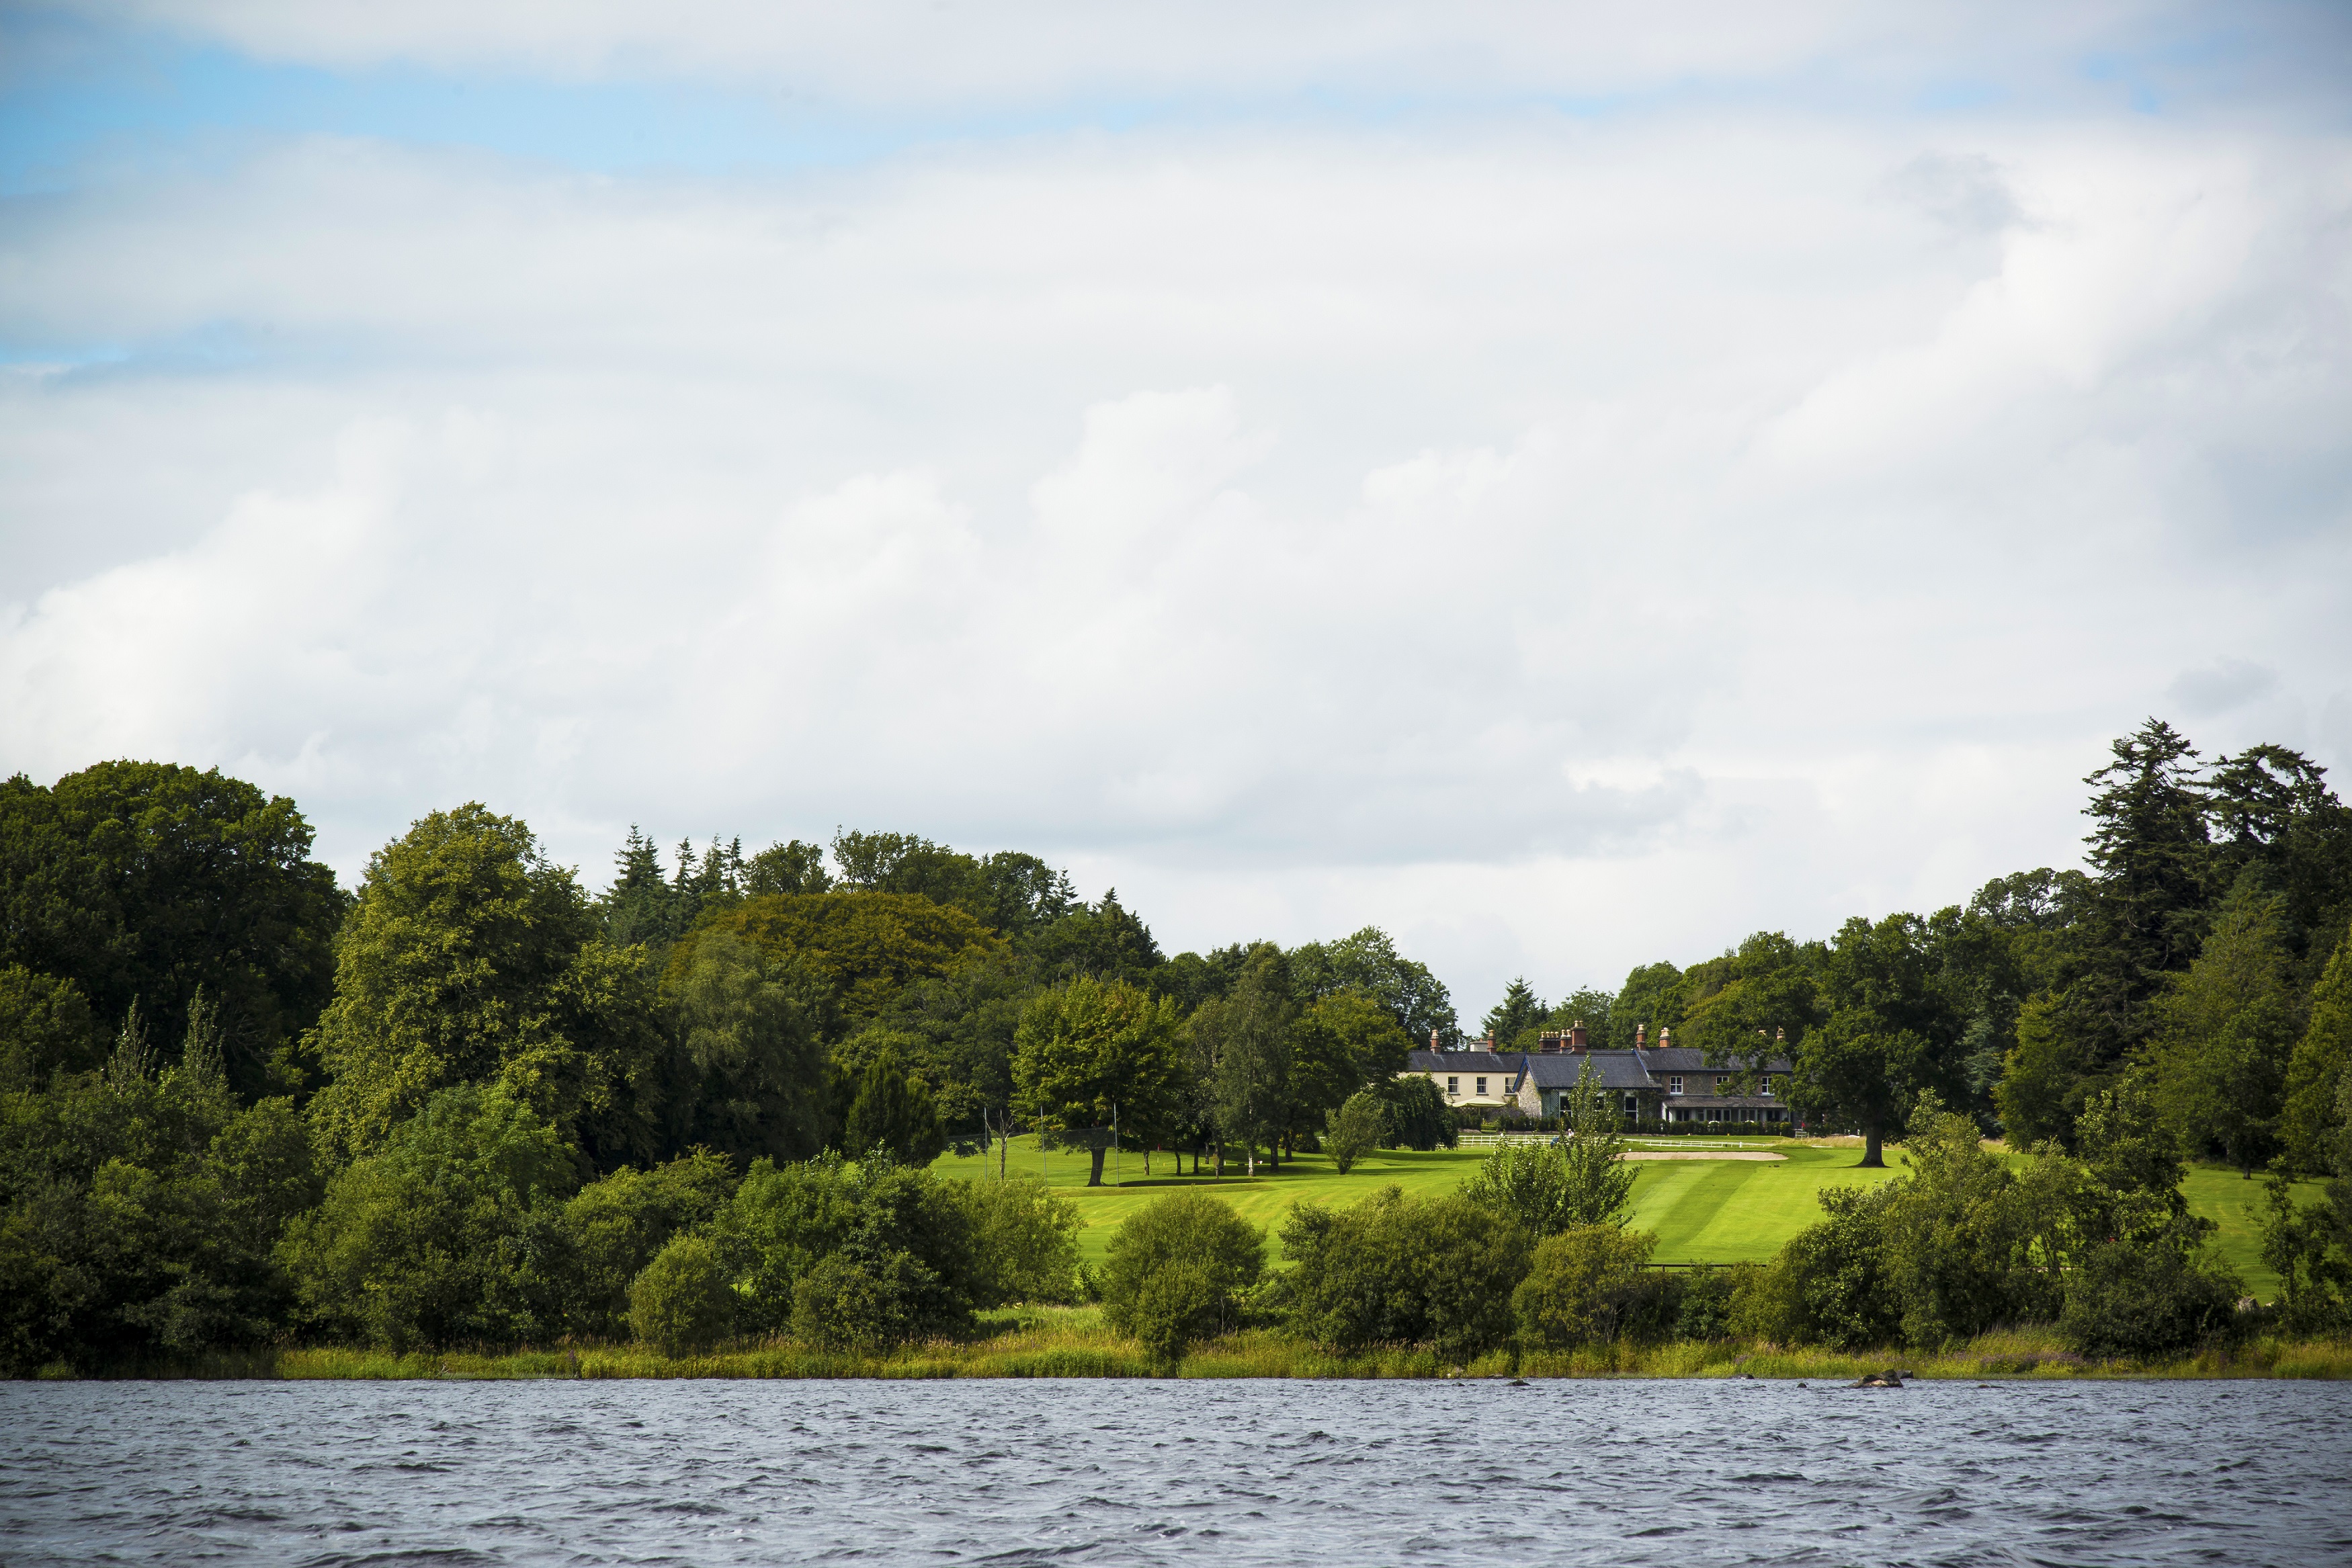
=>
[0,761,343,1098]
[1604,960,1685,1051]
[1013,976,1186,1185]
[561,1151,737,1339]
[306,803,663,1168]
[629,1233,736,1356]
[1279,1186,1530,1362]
[2281,928,2352,1174]
[1513,1224,1658,1347]
[1677,931,1818,1093]
[2148,881,2302,1172]
[1996,992,2085,1149]
[1462,1063,1634,1236]
[0,965,103,1090]
[664,931,829,1166]
[1322,1089,1386,1174]
[959,1175,1082,1305]
[1099,1190,1264,1368]
[278,1084,577,1352]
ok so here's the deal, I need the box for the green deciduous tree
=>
[278,1084,577,1352]
[1322,1089,1386,1174]
[0,762,343,1098]
[2281,929,2352,1175]
[305,803,663,1170]
[630,1233,736,1356]
[1192,947,1294,1175]
[2146,881,2302,1173]
[1013,977,1187,1186]
[842,1047,947,1168]
[663,931,831,1166]
[1800,914,1963,1166]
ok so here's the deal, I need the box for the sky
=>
[3,1,2350,1021]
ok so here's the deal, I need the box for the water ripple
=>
[1,1380,2347,1565]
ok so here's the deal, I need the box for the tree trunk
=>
[1859,1120,1884,1168]
[1214,1142,1223,1177]
[1088,1143,1107,1186]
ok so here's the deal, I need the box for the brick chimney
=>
[1635,1022,1647,1049]
[1538,1029,1563,1053]
[1570,1020,1588,1052]
[1429,1027,1442,1053]
[1659,1027,1673,1049]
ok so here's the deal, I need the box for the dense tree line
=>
[0,770,1456,1370]
[5,714,2350,1371]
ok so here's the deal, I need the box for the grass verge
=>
[51,1308,2352,1383]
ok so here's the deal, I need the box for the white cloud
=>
[2,104,2349,1013]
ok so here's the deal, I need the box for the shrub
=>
[789,1246,952,1352]
[716,1153,977,1336]
[1324,1090,1386,1174]
[961,1176,1083,1305]
[1732,1184,1900,1349]
[629,1233,734,1356]
[1513,1225,1658,1348]
[562,1151,737,1338]
[2058,1222,2244,1360]
[1282,1186,1530,1362]
[1100,1192,1264,1368]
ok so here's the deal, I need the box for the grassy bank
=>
[55,1307,2351,1383]
[927,1139,2318,1297]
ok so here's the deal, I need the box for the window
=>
[1447,1076,1460,1096]
[1715,1076,1728,1094]
[1669,1076,1683,1095]
[1761,1076,1775,1097]
[1475,1077,1488,1096]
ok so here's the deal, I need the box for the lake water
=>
[3,1378,2348,1566]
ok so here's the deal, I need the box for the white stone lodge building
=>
[1397,1022,1796,1127]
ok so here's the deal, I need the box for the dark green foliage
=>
[1799,913,1964,1165]
[2259,1167,2351,1338]
[1603,961,1685,1050]
[1513,1224,1658,1347]
[561,1152,737,1340]
[1379,1073,1456,1150]
[0,965,104,1091]
[1099,1190,1264,1367]
[1288,926,1458,1045]
[1279,1186,1531,1362]
[0,762,343,1098]
[0,1022,319,1374]
[1013,976,1187,1184]
[1733,1185,1902,1350]
[1878,1098,2044,1346]
[1480,977,1545,1050]
[2057,1222,2243,1359]
[279,1084,577,1352]
[718,1153,978,1342]
[2148,881,2302,1172]
[842,1047,947,1168]
[663,932,831,1166]
[1193,946,1294,1173]
[629,1233,736,1355]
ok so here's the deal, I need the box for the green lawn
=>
[928,1137,2322,1298]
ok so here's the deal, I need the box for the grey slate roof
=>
[1403,1046,1795,1101]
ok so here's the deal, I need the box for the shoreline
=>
[27,1318,2351,1384]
